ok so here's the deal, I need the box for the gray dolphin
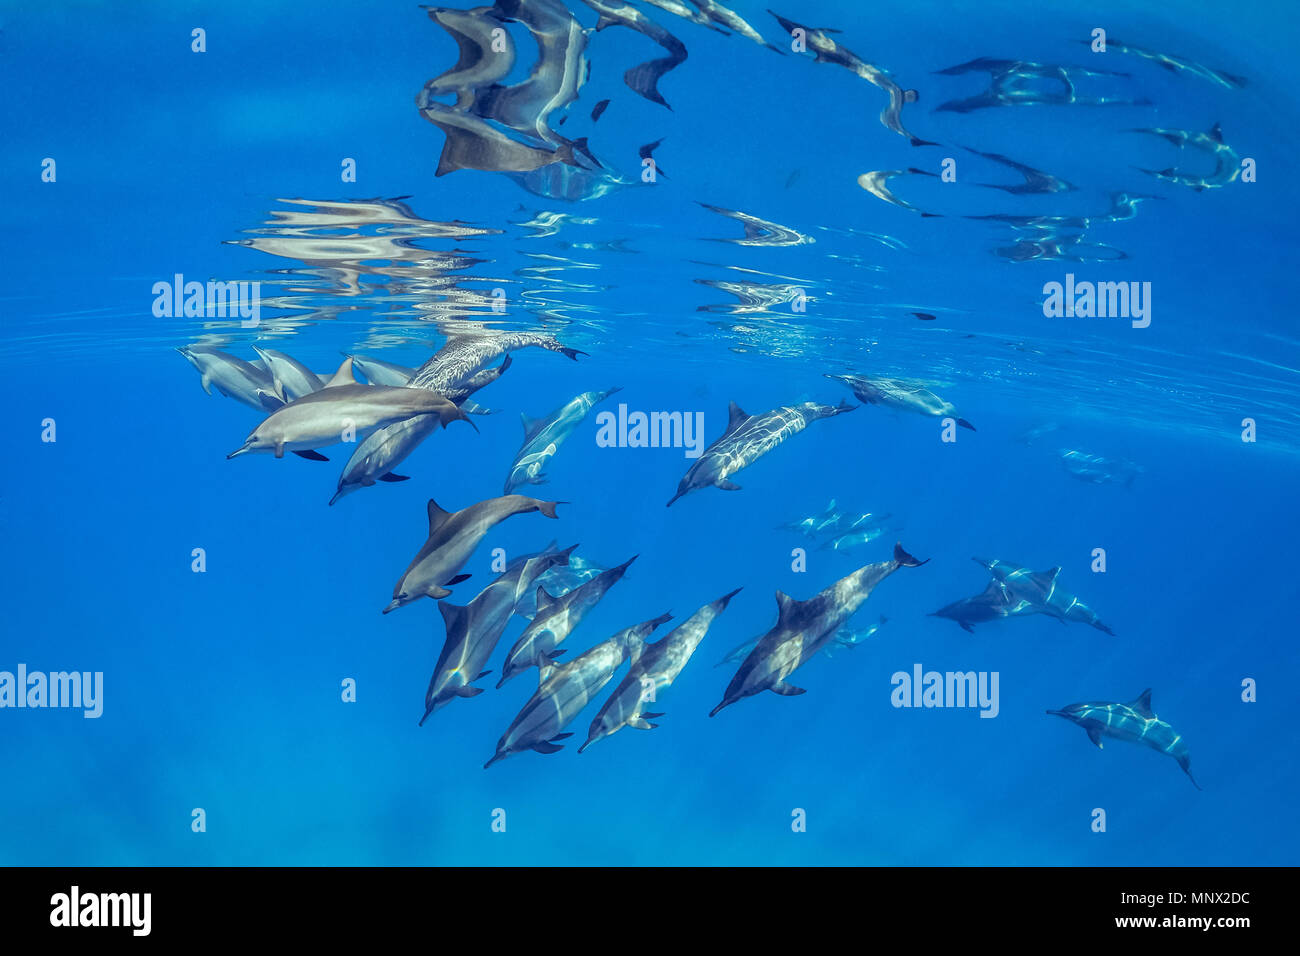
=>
[178,345,284,412]
[715,614,885,667]
[711,543,927,716]
[406,332,583,399]
[1048,689,1201,790]
[689,0,781,52]
[504,386,621,492]
[825,372,974,430]
[484,611,671,767]
[581,587,742,751]
[769,10,933,145]
[350,354,416,387]
[930,579,1035,633]
[421,544,578,724]
[329,415,441,505]
[666,399,856,506]
[1059,449,1143,488]
[857,168,941,216]
[227,360,472,460]
[515,552,608,618]
[421,5,517,110]
[251,347,324,402]
[974,557,1115,635]
[385,494,563,613]
[497,554,637,685]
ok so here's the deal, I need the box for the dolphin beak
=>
[666,491,683,507]
[483,752,504,769]
[226,443,252,460]
[381,598,402,615]
[708,701,728,718]
[576,740,592,754]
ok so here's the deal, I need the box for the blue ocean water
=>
[2,0,1298,866]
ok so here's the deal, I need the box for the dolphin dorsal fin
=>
[774,590,796,621]
[1133,688,1153,715]
[438,601,469,633]
[1031,567,1062,586]
[726,401,749,430]
[323,356,358,388]
[535,585,558,614]
[426,498,453,534]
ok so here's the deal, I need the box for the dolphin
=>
[251,347,324,402]
[964,146,1075,194]
[1087,37,1246,89]
[974,558,1115,635]
[504,386,621,492]
[1127,123,1241,191]
[178,345,284,412]
[498,555,637,685]
[819,526,888,552]
[666,399,856,506]
[1048,689,1201,789]
[688,0,782,53]
[930,579,1036,633]
[421,544,577,724]
[385,494,563,613]
[485,611,671,767]
[710,543,926,716]
[329,414,441,505]
[777,499,840,538]
[769,10,934,145]
[825,372,974,430]
[857,168,941,216]
[350,354,416,387]
[227,359,472,460]
[716,614,885,667]
[421,5,517,110]
[406,332,583,399]
[581,587,742,751]
[515,553,608,618]
[1059,449,1143,487]
[580,0,688,110]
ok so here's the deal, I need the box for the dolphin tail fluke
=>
[893,542,929,567]
[956,418,976,431]
[536,500,564,519]
[560,347,586,361]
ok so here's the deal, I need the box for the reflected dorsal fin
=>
[1132,688,1153,715]
[323,357,358,388]
[426,498,454,534]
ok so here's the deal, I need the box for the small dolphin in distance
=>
[1048,689,1201,790]
[974,558,1114,635]
[930,579,1035,633]
[825,372,974,431]
[485,611,671,768]
[504,386,622,493]
[386,494,563,613]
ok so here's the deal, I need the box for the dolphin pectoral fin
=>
[532,741,564,754]
[444,573,472,587]
[770,682,806,696]
[641,712,664,720]
[455,686,484,698]
[292,449,330,462]
[274,443,285,459]
[426,586,452,599]
[716,479,742,491]
[1086,727,1104,749]
[957,418,976,431]
[199,373,214,395]
[552,733,574,741]
[959,621,974,633]
[378,472,410,482]
[629,718,658,730]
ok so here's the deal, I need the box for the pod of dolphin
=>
[183,317,1199,787]
[181,0,1227,786]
